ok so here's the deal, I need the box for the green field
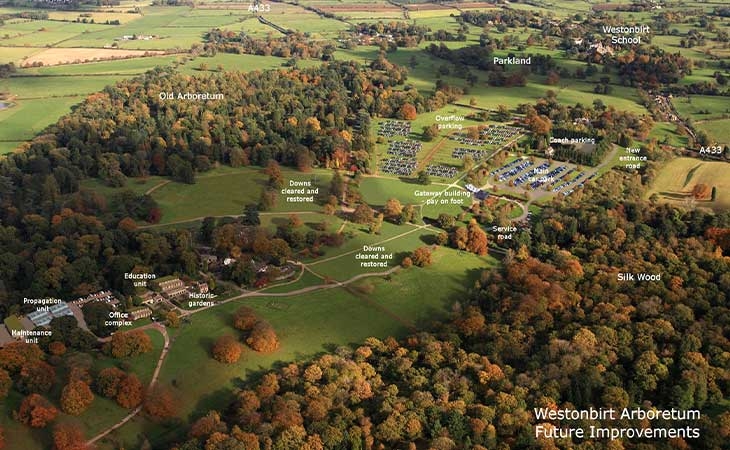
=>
[695,119,730,145]
[149,166,333,224]
[673,95,730,121]
[95,246,495,449]
[647,157,730,211]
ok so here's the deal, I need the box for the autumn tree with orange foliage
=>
[410,246,433,267]
[108,329,153,358]
[0,370,10,400]
[399,103,417,120]
[188,411,227,440]
[17,394,58,428]
[144,384,178,419]
[233,306,258,331]
[52,422,87,450]
[48,341,67,357]
[692,183,712,200]
[212,335,243,364]
[246,321,280,353]
[115,373,144,409]
[60,381,94,415]
[95,367,126,398]
[0,342,44,374]
[18,361,55,394]
[466,220,488,256]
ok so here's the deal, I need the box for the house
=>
[192,282,209,294]
[139,290,165,306]
[589,42,614,56]
[153,276,187,298]
[129,307,153,321]
[72,290,119,309]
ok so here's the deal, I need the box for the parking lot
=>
[488,156,586,198]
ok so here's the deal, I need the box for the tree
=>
[60,381,94,416]
[109,330,153,358]
[212,335,243,364]
[189,411,227,439]
[116,374,144,409]
[417,170,431,185]
[411,246,433,267]
[352,203,375,225]
[466,219,488,256]
[18,361,55,394]
[437,213,456,230]
[450,226,468,250]
[52,422,87,450]
[48,341,67,357]
[546,71,560,85]
[17,394,58,428]
[242,204,260,226]
[399,103,417,120]
[264,160,284,189]
[166,311,180,328]
[383,198,403,220]
[95,367,126,398]
[0,369,11,400]
[692,183,711,200]
[247,321,280,353]
[259,188,277,211]
[233,306,259,331]
[288,213,303,228]
[422,124,439,141]
[144,384,178,419]
[0,342,44,374]
[329,171,345,200]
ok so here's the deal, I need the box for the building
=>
[192,282,209,294]
[129,307,153,321]
[139,290,165,306]
[27,310,53,328]
[72,290,120,309]
[26,302,74,328]
[154,276,187,298]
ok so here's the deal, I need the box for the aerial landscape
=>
[0,0,728,448]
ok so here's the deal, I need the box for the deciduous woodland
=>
[0,60,426,306]
[170,172,730,450]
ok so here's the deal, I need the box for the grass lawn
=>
[673,95,730,121]
[80,175,167,198]
[0,96,81,147]
[646,157,730,211]
[695,119,730,145]
[150,166,334,224]
[649,121,689,148]
[0,74,123,98]
[358,176,470,218]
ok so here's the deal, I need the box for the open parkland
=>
[0,0,729,448]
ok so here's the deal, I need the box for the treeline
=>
[460,9,539,29]
[354,21,431,47]
[3,60,418,192]
[614,46,692,87]
[204,30,336,60]
[173,171,730,450]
